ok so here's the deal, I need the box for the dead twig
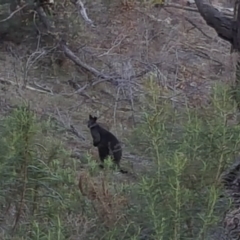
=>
[183,43,224,65]
[0,78,53,95]
[98,34,127,57]
[69,125,85,141]
[71,0,95,27]
[33,81,53,94]
[0,4,28,23]
[163,7,212,39]
[184,16,212,39]
[63,80,89,96]
[164,3,199,12]
[59,41,115,81]
[56,108,85,141]
[23,48,56,86]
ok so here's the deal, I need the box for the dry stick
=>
[164,3,199,12]
[55,107,85,141]
[0,78,53,95]
[182,16,212,39]
[183,43,224,65]
[59,42,115,81]
[33,81,53,94]
[23,48,56,87]
[69,125,85,141]
[71,0,95,27]
[128,81,136,126]
[98,34,127,57]
[62,81,89,96]
[163,7,212,39]
[56,107,70,126]
[0,4,28,23]
[113,87,121,126]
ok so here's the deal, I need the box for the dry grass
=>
[78,170,128,228]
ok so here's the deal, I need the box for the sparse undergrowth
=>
[0,79,239,239]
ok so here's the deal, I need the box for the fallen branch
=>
[185,16,212,39]
[71,0,95,27]
[0,4,28,23]
[35,6,55,32]
[98,34,127,57]
[59,42,114,80]
[55,108,86,141]
[69,125,85,141]
[33,81,53,94]
[164,3,198,12]
[0,78,53,95]
[65,80,89,96]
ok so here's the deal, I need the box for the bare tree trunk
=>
[231,0,240,110]
[231,0,238,53]
[194,0,234,43]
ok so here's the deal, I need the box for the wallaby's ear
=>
[89,114,97,122]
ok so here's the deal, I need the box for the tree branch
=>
[0,4,28,23]
[71,0,95,27]
[0,78,53,95]
[59,41,114,80]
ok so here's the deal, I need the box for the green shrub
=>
[0,105,82,239]
[124,80,239,239]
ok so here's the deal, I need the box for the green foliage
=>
[0,105,81,239]
[125,80,238,239]
[0,80,238,239]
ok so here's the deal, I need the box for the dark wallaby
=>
[87,114,128,174]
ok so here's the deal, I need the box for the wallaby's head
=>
[88,114,98,129]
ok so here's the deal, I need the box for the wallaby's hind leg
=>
[98,147,109,169]
[114,160,128,174]
[116,163,128,174]
[111,145,127,174]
